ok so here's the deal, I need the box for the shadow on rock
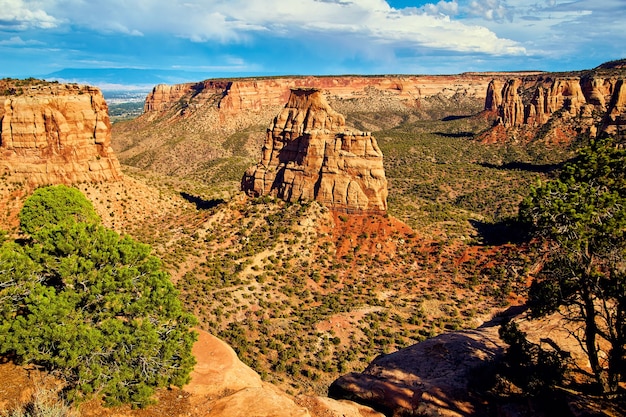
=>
[329,328,506,417]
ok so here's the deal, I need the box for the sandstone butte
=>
[0,81,122,185]
[482,72,626,143]
[241,88,388,213]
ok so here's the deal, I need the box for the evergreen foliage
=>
[19,185,100,235]
[0,186,197,407]
[519,137,626,394]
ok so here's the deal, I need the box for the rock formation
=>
[0,80,122,185]
[482,69,626,143]
[183,329,383,417]
[329,311,591,417]
[241,88,388,213]
[329,326,504,417]
[143,74,509,117]
[120,72,532,178]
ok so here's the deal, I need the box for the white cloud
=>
[11,0,624,69]
[420,1,459,17]
[459,0,626,61]
[31,0,526,56]
[0,0,58,29]
[467,0,512,22]
[0,35,43,45]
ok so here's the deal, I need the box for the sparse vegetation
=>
[3,72,618,415]
[104,103,577,395]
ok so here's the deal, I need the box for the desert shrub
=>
[496,320,569,395]
[0,385,78,417]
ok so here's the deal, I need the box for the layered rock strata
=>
[483,72,626,142]
[242,88,388,213]
[143,73,528,117]
[0,82,122,185]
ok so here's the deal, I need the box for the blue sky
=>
[1,0,625,88]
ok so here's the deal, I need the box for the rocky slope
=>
[0,328,383,417]
[0,79,122,185]
[242,88,388,213]
[481,66,626,143]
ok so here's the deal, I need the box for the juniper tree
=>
[0,186,197,407]
[519,137,626,394]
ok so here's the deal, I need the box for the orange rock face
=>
[483,72,626,142]
[0,82,122,185]
[242,88,388,213]
[143,74,510,117]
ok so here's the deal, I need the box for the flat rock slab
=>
[329,325,505,417]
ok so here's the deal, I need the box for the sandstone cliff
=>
[482,69,626,143]
[180,329,383,417]
[143,74,504,117]
[241,88,388,213]
[0,80,122,185]
[117,72,529,179]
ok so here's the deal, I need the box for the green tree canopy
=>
[519,137,626,394]
[0,186,197,407]
[19,185,100,235]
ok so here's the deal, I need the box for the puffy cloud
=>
[421,1,459,17]
[6,0,624,76]
[467,0,512,22]
[0,0,58,29]
[26,0,525,56]
[461,0,625,62]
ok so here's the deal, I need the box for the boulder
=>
[329,326,504,417]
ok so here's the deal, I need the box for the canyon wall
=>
[242,88,388,213]
[482,72,626,143]
[118,72,533,178]
[143,74,519,117]
[0,81,122,185]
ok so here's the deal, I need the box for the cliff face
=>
[143,74,508,117]
[0,81,122,185]
[242,88,388,213]
[118,73,526,178]
[482,72,626,142]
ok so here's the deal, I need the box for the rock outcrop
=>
[184,329,383,417]
[241,88,388,213]
[482,70,626,143]
[329,311,591,417]
[329,326,504,417]
[119,72,533,178]
[0,80,122,185]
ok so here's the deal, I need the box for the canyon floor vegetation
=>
[114,108,579,396]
